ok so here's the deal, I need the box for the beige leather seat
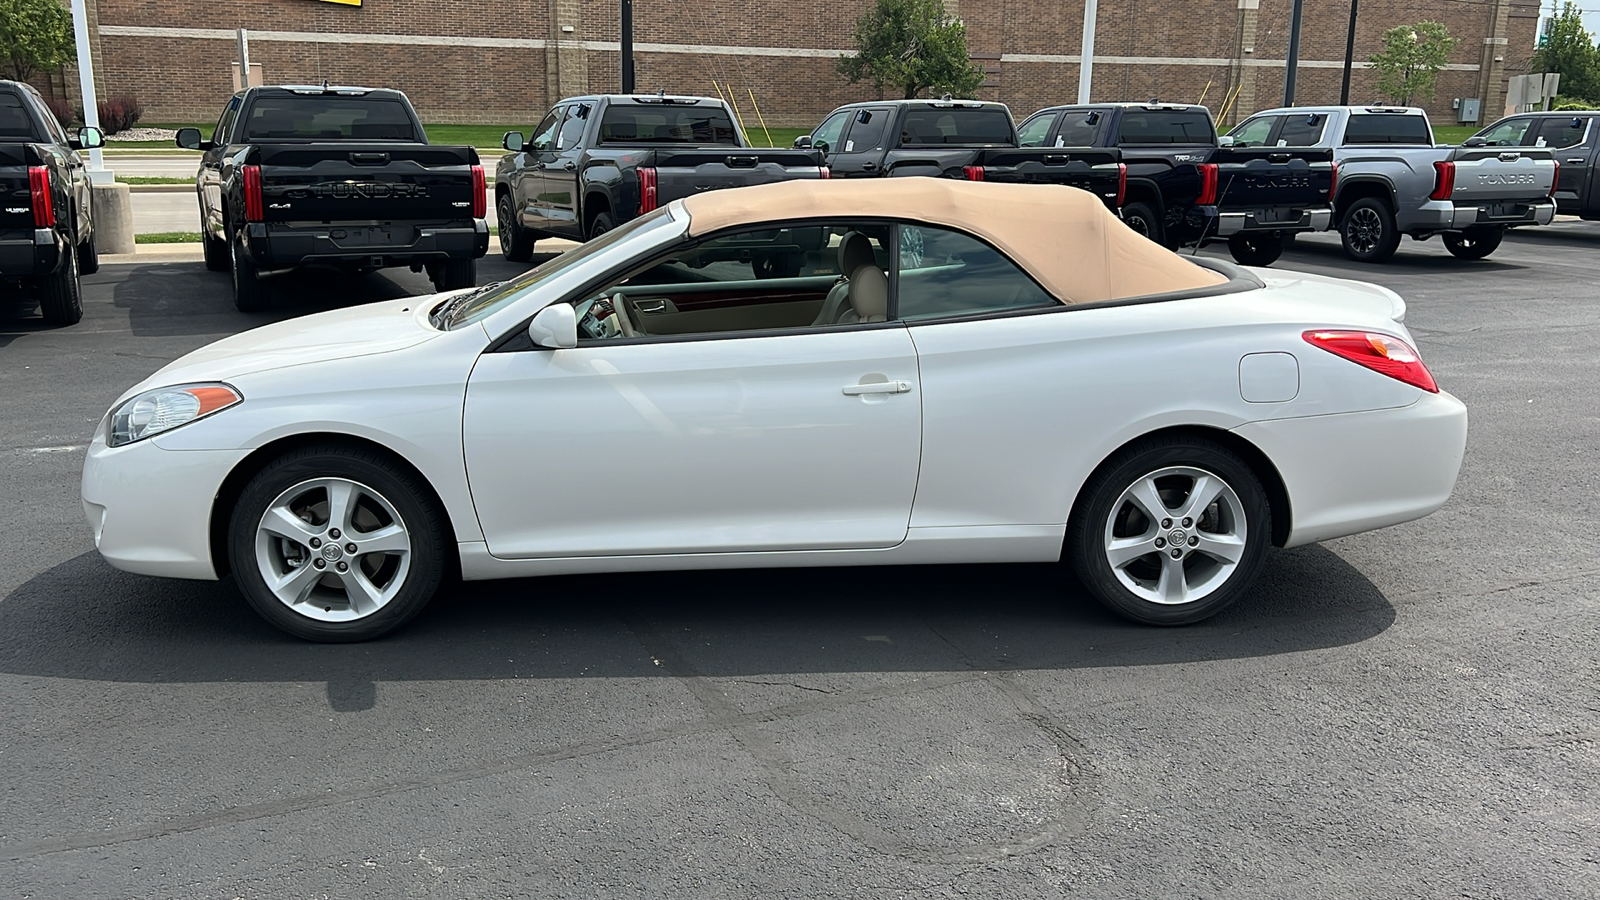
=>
[838,265,889,324]
[811,232,878,326]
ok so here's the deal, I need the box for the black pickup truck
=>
[1017,103,1336,266]
[797,99,1125,210]
[495,94,826,260]
[1,80,103,326]
[178,85,489,311]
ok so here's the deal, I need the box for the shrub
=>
[93,96,144,135]
[42,95,77,128]
[1553,95,1599,110]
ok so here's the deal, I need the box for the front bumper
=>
[1214,206,1334,237]
[0,228,65,279]
[1410,198,1557,232]
[1232,389,1468,548]
[81,429,249,580]
[240,218,490,271]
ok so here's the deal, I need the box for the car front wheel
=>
[1442,226,1504,260]
[1066,436,1271,625]
[228,445,448,642]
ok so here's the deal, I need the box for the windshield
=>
[241,96,419,141]
[433,207,680,330]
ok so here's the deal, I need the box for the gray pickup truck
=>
[1228,106,1557,262]
[1468,111,1600,222]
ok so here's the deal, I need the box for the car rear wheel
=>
[230,228,271,312]
[587,210,616,241]
[228,446,447,642]
[1120,200,1165,247]
[1339,197,1400,263]
[38,240,83,326]
[431,258,477,292]
[497,193,534,262]
[1227,232,1284,267]
[1066,436,1271,625]
[1442,226,1503,260]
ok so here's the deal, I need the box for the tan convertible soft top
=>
[679,178,1228,304]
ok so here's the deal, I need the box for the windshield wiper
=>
[430,281,503,329]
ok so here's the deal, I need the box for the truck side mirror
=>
[175,127,205,150]
[1218,135,1236,147]
[72,126,104,150]
[1462,135,1487,148]
[813,140,830,154]
[527,303,577,350]
[503,131,525,152]
[792,134,812,149]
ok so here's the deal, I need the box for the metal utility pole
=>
[236,28,251,89]
[620,0,635,93]
[1077,0,1098,104]
[1283,0,1304,105]
[69,0,107,182]
[1339,0,1359,105]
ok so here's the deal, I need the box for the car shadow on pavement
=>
[1275,238,1526,273]
[0,545,1394,703]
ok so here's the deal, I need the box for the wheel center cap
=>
[320,542,343,562]
[1167,528,1188,547]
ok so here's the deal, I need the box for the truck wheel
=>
[1227,232,1284,267]
[38,240,83,327]
[1339,197,1400,263]
[432,259,476,292]
[1121,201,1165,246]
[587,211,615,241]
[77,230,100,276]
[230,230,271,312]
[497,193,534,262]
[1442,227,1504,260]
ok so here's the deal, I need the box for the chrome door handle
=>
[1567,158,1585,164]
[634,299,667,313]
[842,381,911,396]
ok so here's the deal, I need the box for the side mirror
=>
[503,131,525,152]
[792,134,812,149]
[813,140,830,155]
[1218,135,1236,147]
[73,126,104,150]
[527,303,577,350]
[175,127,204,150]
[1462,135,1487,148]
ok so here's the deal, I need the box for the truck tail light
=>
[1549,160,1559,198]
[28,166,54,227]
[819,166,830,179]
[962,165,985,181]
[638,166,658,213]
[1327,161,1338,201]
[1303,330,1438,393]
[1196,163,1219,205]
[1429,161,1455,201]
[242,164,264,222]
[1116,162,1127,207]
[471,164,486,218]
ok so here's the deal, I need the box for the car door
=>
[517,106,565,232]
[1528,114,1594,207]
[1015,111,1058,148]
[540,102,588,235]
[462,222,923,559]
[829,107,893,175]
[809,110,851,169]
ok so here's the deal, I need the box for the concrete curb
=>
[126,183,195,193]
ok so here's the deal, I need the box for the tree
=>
[837,0,985,100]
[1369,21,1458,106]
[1531,2,1600,102]
[0,0,76,83]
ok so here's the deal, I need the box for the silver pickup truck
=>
[1227,106,1556,262]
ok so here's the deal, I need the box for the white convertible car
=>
[83,180,1467,641]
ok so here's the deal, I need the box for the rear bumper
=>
[241,218,489,271]
[0,228,65,279]
[1409,199,1557,232]
[1214,206,1334,236]
[1232,390,1469,548]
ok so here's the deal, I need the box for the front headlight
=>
[107,383,242,447]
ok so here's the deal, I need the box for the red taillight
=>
[1429,161,1455,201]
[638,166,658,213]
[471,164,486,218]
[963,165,985,181]
[1196,163,1219,206]
[1549,160,1559,198]
[818,166,830,179]
[28,166,53,227]
[1327,161,1338,201]
[1116,162,1127,207]
[242,164,263,222]
[1303,330,1438,393]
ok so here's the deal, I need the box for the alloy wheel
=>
[253,477,413,622]
[1101,466,1248,606]
[1347,207,1383,255]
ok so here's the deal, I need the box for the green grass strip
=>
[134,232,203,244]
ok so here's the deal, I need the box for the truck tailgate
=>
[649,148,826,204]
[251,143,480,223]
[1212,147,1335,213]
[1445,146,1556,203]
[970,147,1123,202]
[0,143,42,233]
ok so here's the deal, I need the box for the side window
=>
[556,105,587,150]
[1228,116,1278,148]
[1474,117,1532,147]
[1054,112,1101,147]
[842,108,890,152]
[1276,113,1326,146]
[528,108,563,152]
[32,92,69,145]
[1532,116,1588,149]
[810,111,849,153]
[213,96,241,145]
[1016,113,1055,148]
[895,226,1056,322]
[569,223,890,340]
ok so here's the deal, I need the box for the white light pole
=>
[69,0,109,183]
[1077,0,1098,104]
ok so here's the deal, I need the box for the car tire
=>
[1066,435,1271,626]
[498,193,535,262]
[227,445,448,642]
[1442,226,1504,260]
[1339,197,1400,263]
[431,258,477,292]
[230,228,271,312]
[1227,232,1284,267]
[38,239,83,327]
[587,210,615,241]
[1120,200,1165,246]
[77,230,100,276]
[202,226,230,272]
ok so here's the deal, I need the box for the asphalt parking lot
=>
[3,229,1598,898]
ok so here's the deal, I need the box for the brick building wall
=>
[60,0,1542,129]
